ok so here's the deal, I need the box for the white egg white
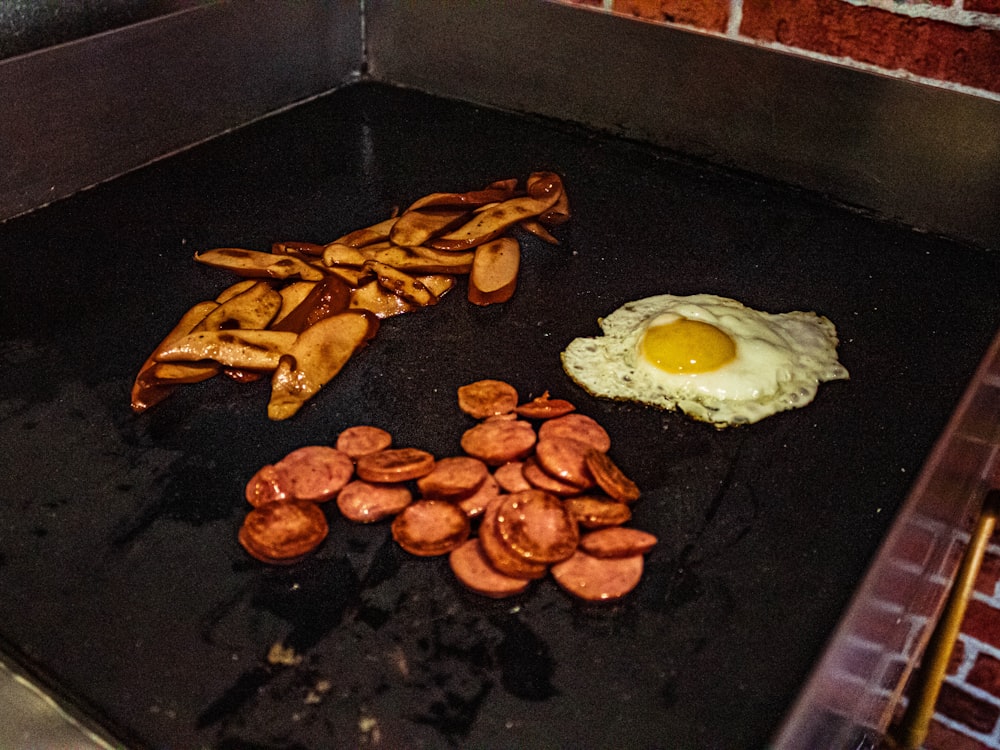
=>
[560,293,849,427]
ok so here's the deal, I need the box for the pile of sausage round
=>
[239,380,657,601]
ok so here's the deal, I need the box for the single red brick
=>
[966,0,1000,12]
[613,0,729,31]
[740,0,1000,94]
[967,652,1000,695]
[961,599,1000,645]
[935,681,1000,733]
[923,719,993,750]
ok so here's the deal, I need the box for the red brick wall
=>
[906,544,1000,749]
[554,0,1000,96]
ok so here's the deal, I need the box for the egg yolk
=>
[640,318,736,373]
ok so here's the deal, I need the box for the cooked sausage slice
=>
[534,437,595,489]
[457,379,519,419]
[336,479,412,523]
[579,527,658,558]
[416,456,489,499]
[585,449,640,503]
[521,457,585,496]
[356,447,436,483]
[493,461,532,493]
[564,496,633,528]
[550,550,644,601]
[335,425,393,458]
[238,500,329,563]
[449,539,531,598]
[538,413,611,453]
[457,472,500,518]
[460,418,536,466]
[275,445,355,503]
[514,392,576,420]
[391,500,471,556]
[495,490,579,564]
[477,497,549,580]
[244,464,291,507]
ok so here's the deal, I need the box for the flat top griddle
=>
[1,82,998,749]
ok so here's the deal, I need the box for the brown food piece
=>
[493,461,532,493]
[271,281,318,326]
[267,311,377,421]
[270,275,351,333]
[194,281,283,332]
[521,457,586,496]
[495,490,579,564]
[349,279,418,318]
[477,497,549,580]
[156,329,298,370]
[428,172,565,251]
[534,437,595,489]
[416,456,489,499]
[514,392,576,420]
[356,447,436,483]
[335,425,393,458]
[565,496,633,529]
[467,237,520,306]
[405,180,518,212]
[275,445,355,503]
[457,379,519,419]
[538,413,611,453]
[388,207,469,248]
[194,248,324,281]
[215,279,258,303]
[517,218,560,245]
[244,464,291,507]
[460,418,536,466]
[368,244,474,274]
[131,299,219,412]
[321,242,369,268]
[238,500,329,563]
[330,216,398,248]
[365,260,437,306]
[449,539,531,599]
[391,500,471,556]
[336,479,412,523]
[550,550,644,602]
[584,449,641,503]
[223,368,264,383]
[579,527,658,559]
[272,240,325,257]
[456,473,500,518]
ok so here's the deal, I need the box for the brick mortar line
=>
[838,0,1000,30]
[933,710,1000,747]
[959,626,1000,665]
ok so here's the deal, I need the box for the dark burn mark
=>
[197,558,361,729]
[493,615,558,701]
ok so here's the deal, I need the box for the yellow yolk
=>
[640,318,736,373]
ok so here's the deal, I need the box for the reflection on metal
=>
[0,660,117,750]
[772,331,1000,748]
[0,0,362,223]
[885,490,1000,749]
[365,0,1000,250]
[0,0,203,61]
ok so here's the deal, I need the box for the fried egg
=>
[560,293,849,427]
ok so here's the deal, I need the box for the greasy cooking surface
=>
[1,82,998,749]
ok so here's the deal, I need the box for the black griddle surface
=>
[1,82,998,749]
